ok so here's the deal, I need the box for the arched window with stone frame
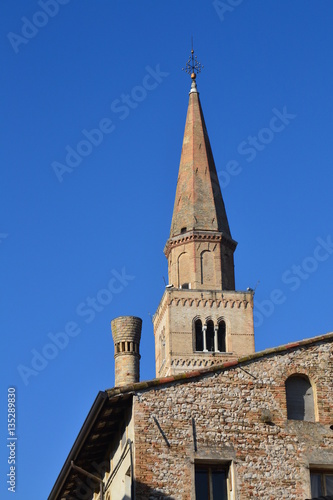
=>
[200,250,215,285]
[206,320,215,352]
[194,318,203,352]
[178,251,190,289]
[285,374,315,422]
[217,319,226,352]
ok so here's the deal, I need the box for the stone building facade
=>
[49,56,333,500]
[133,335,333,499]
[49,334,333,499]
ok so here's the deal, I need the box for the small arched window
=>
[206,320,215,352]
[285,375,315,422]
[200,250,215,285]
[178,252,190,289]
[195,319,203,351]
[218,321,226,352]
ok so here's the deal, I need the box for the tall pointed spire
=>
[153,49,255,378]
[165,48,236,291]
[169,75,231,238]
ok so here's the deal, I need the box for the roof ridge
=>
[106,331,333,398]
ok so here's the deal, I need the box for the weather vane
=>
[182,39,203,80]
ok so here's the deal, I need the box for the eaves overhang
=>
[48,391,133,500]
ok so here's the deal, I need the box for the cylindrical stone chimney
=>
[111,316,142,387]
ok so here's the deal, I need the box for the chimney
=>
[111,316,142,387]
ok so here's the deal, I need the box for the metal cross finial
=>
[182,42,203,80]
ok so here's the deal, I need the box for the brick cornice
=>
[164,230,237,258]
[153,289,254,327]
[168,296,252,309]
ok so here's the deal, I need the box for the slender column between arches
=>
[203,325,207,352]
[214,326,219,352]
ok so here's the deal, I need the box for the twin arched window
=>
[285,374,315,422]
[195,319,226,353]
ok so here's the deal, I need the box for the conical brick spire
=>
[169,81,231,238]
[164,70,237,292]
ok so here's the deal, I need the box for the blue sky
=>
[1,1,333,498]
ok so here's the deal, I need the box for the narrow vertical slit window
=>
[218,321,226,352]
[195,319,203,351]
[206,320,215,352]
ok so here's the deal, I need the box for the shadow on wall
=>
[135,480,177,500]
[74,479,176,499]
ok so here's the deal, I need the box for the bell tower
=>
[153,49,255,377]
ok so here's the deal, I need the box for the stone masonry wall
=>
[133,339,333,499]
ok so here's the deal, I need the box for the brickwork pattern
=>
[169,91,231,238]
[166,233,236,291]
[154,289,255,377]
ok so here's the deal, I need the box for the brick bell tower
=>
[153,49,255,377]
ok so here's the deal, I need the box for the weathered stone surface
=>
[133,338,333,499]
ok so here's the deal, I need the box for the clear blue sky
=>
[1,1,333,498]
